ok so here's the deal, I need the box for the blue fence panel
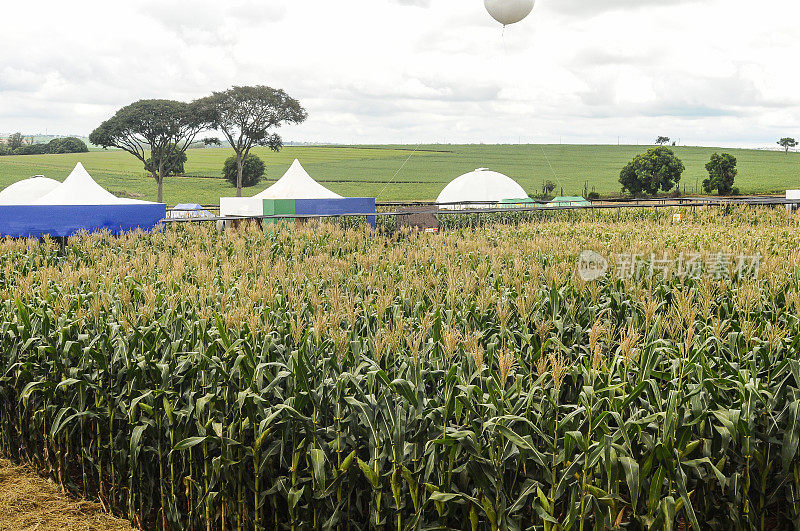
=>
[0,204,166,238]
[294,198,376,227]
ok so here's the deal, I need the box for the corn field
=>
[3,208,800,529]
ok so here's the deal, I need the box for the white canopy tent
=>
[0,162,166,238]
[220,159,342,217]
[436,168,528,208]
[34,162,149,205]
[0,177,60,205]
[255,159,342,200]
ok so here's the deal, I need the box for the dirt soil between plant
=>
[0,458,133,531]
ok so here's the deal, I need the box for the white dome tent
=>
[34,162,148,205]
[0,176,60,205]
[436,168,528,209]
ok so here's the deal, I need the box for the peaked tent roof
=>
[34,163,152,205]
[0,177,61,205]
[436,168,528,205]
[254,160,342,200]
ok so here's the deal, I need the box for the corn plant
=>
[1,208,800,529]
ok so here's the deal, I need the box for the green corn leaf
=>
[619,456,640,512]
[357,458,379,488]
[173,436,209,451]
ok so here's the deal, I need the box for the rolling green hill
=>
[0,144,797,204]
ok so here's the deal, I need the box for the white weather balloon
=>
[484,0,535,26]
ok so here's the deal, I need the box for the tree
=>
[703,153,737,195]
[14,144,49,155]
[541,179,556,197]
[619,146,685,196]
[198,86,307,197]
[778,137,798,154]
[145,145,188,176]
[655,136,670,146]
[89,100,210,202]
[7,132,24,151]
[223,154,265,188]
[48,137,89,154]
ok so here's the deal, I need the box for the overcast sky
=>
[1,0,798,147]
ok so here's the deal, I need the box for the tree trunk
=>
[236,155,244,197]
[158,159,165,203]
[151,171,163,203]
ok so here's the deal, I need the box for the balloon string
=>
[502,25,508,55]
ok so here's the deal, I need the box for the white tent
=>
[0,177,60,205]
[255,159,342,200]
[436,168,528,207]
[34,163,150,205]
[220,159,341,217]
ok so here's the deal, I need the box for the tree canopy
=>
[703,153,738,196]
[223,154,265,188]
[778,138,798,153]
[48,137,89,154]
[655,136,670,146]
[89,99,211,202]
[198,86,307,197]
[145,145,188,177]
[1,136,89,156]
[6,132,24,151]
[619,147,685,196]
[540,180,556,198]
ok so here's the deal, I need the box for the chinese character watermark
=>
[577,251,761,281]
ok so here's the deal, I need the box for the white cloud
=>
[0,0,798,147]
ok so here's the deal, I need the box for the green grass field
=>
[0,144,798,204]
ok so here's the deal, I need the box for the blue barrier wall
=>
[0,204,166,238]
[294,198,376,227]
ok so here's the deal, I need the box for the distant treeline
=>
[0,136,89,156]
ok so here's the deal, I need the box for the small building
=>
[499,197,538,208]
[546,196,591,208]
[397,205,439,233]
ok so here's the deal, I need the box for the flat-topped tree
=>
[89,99,211,203]
[198,86,308,197]
[778,137,798,154]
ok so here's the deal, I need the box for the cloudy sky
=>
[1,0,797,147]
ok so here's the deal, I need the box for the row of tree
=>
[619,147,738,196]
[89,85,307,202]
[656,135,798,154]
[0,134,88,156]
